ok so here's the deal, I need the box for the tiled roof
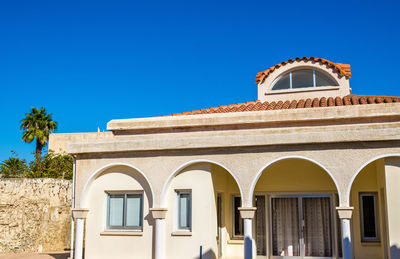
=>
[167,95,400,116]
[255,57,351,84]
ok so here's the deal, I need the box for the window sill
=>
[171,231,192,236]
[228,239,244,244]
[361,240,381,246]
[265,86,340,95]
[100,231,143,236]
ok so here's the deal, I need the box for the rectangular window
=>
[107,193,143,230]
[177,191,191,230]
[232,195,244,238]
[359,193,380,242]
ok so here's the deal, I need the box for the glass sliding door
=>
[271,197,301,257]
[270,195,334,259]
[255,195,267,256]
[302,197,332,257]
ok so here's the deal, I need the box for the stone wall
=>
[0,178,72,253]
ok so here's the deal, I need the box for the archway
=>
[81,163,154,259]
[347,154,400,259]
[250,157,341,259]
[162,160,243,259]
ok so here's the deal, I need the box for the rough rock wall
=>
[0,178,72,253]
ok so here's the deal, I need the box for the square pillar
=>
[72,209,89,259]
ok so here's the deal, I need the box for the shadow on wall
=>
[46,253,70,259]
[194,248,217,259]
[391,245,400,259]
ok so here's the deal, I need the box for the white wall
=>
[85,166,153,259]
[165,163,218,259]
[385,158,400,259]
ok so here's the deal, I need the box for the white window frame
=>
[359,192,380,242]
[271,68,339,91]
[232,195,244,239]
[176,190,192,231]
[105,191,143,231]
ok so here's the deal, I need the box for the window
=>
[107,193,143,230]
[177,191,191,230]
[232,195,244,238]
[359,193,380,242]
[272,69,338,90]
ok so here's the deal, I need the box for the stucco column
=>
[337,207,353,259]
[150,208,168,259]
[384,158,400,259]
[72,209,89,259]
[239,207,256,259]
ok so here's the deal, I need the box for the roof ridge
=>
[165,94,400,117]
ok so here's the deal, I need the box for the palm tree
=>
[20,107,58,162]
[0,156,28,178]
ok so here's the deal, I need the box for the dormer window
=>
[271,69,338,91]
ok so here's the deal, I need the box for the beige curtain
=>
[272,198,300,256]
[303,197,332,257]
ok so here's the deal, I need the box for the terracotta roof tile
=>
[351,95,359,105]
[166,95,400,117]
[327,97,334,107]
[296,99,305,108]
[312,98,319,108]
[305,98,312,108]
[282,100,290,109]
[343,96,351,105]
[275,101,284,110]
[289,100,297,109]
[255,57,351,84]
[267,101,276,110]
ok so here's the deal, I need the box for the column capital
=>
[336,206,354,219]
[238,207,257,219]
[150,208,168,219]
[72,208,89,219]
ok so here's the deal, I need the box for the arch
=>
[249,155,341,207]
[160,159,244,207]
[271,66,339,91]
[80,162,154,208]
[345,153,400,206]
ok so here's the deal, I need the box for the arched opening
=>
[83,164,154,259]
[251,157,341,259]
[163,161,243,259]
[348,155,400,259]
[271,68,339,91]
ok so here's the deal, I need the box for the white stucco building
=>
[50,57,400,259]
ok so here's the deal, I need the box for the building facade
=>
[50,57,400,259]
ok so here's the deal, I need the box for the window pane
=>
[234,196,244,236]
[292,69,313,89]
[272,73,290,90]
[126,195,142,227]
[109,195,124,227]
[315,70,338,86]
[179,193,191,229]
[362,195,377,238]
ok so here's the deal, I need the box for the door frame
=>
[217,192,224,259]
[259,192,340,259]
[254,193,268,259]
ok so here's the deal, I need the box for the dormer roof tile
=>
[255,57,351,84]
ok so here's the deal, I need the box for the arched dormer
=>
[256,57,351,102]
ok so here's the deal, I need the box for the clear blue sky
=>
[1,0,399,162]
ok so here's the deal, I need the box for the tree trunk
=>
[35,139,43,162]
